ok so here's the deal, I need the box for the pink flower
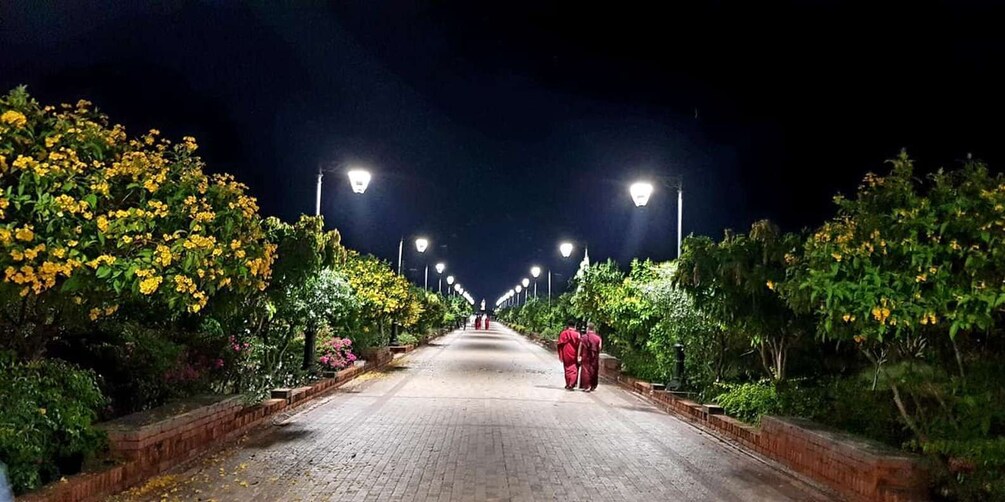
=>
[214,358,224,369]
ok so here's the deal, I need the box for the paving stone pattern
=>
[119,324,835,501]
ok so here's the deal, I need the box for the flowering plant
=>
[317,336,355,370]
[1,87,275,356]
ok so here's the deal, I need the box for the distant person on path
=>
[474,315,482,330]
[557,320,581,390]
[578,322,602,392]
[462,315,468,330]
[484,315,491,330]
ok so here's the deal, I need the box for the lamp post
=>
[530,266,541,298]
[435,262,446,294]
[521,278,530,303]
[315,165,371,216]
[309,165,370,371]
[630,175,684,259]
[515,285,523,305]
[446,275,455,296]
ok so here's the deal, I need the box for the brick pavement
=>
[114,324,835,501]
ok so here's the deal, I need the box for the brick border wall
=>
[18,339,433,502]
[508,324,929,502]
[606,360,930,502]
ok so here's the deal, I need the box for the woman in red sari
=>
[577,322,602,391]
[474,315,482,330]
[556,320,581,390]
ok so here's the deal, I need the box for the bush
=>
[0,358,107,494]
[317,336,356,370]
[713,381,781,425]
[396,332,419,345]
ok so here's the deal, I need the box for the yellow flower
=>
[831,252,842,262]
[1,110,27,127]
[15,225,34,242]
[765,280,775,291]
[139,275,163,295]
[0,228,11,244]
[96,216,109,233]
[916,273,927,283]
[10,249,24,261]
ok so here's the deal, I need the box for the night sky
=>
[3,1,1004,303]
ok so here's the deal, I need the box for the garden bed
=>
[18,357,388,502]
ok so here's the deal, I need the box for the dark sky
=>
[3,1,1005,303]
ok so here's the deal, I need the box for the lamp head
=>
[630,181,654,207]
[559,242,574,258]
[415,238,429,253]
[446,275,454,285]
[530,266,541,278]
[521,278,530,288]
[435,262,445,274]
[347,169,372,194]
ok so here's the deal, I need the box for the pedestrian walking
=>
[578,322,602,391]
[557,320,581,390]
[474,315,482,330]
[484,315,490,330]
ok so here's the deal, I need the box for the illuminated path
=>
[118,324,833,501]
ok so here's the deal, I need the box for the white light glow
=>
[630,181,654,207]
[530,266,541,278]
[435,262,445,274]
[559,242,574,258]
[347,169,372,194]
[521,278,530,288]
[415,238,429,253]
[446,275,454,285]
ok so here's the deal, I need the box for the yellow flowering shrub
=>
[0,87,275,337]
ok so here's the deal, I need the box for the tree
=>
[1,87,275,359]
[793,152,1005,442]
[675,220,808,381]
[342,251,418,347]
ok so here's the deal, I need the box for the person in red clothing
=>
[484,315,491,330]
[556,320,581,390]
[577,322,603,391]
[474,315,482,330]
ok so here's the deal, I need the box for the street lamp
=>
[630,176,684,258]
[413,238,430,289]
[530,266,541,297]
[315,165,371,216]
[435,262,446,294]
[397,236,429,279]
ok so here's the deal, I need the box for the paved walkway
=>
[117,324,834,501]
